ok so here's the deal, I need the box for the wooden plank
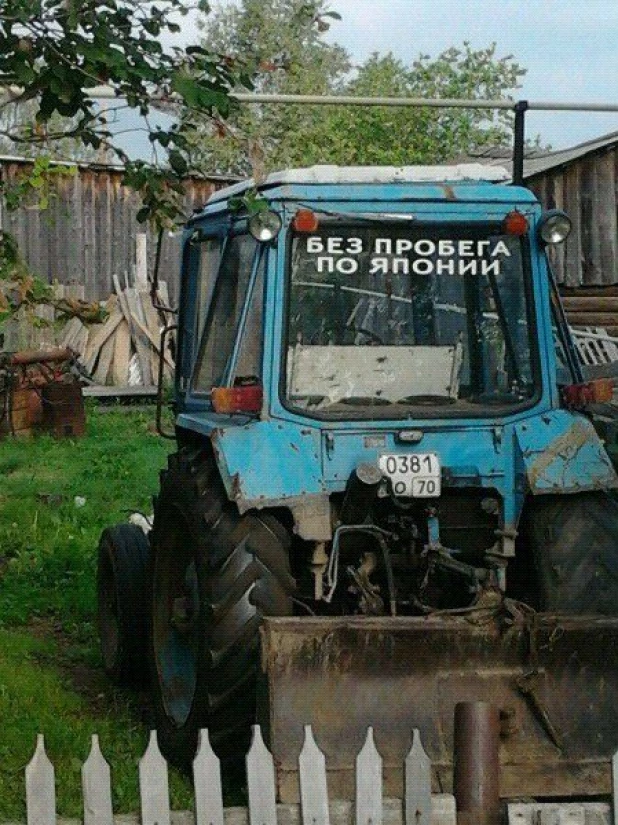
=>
[136,233,149,289]
[567,313,618,327]
[561,286,618,297]
[82,734,114,825]
[158,280,171,309]
[84,172,97,301]
[83,309,123,372]
[112,320,131,385]
[126,289,152,384]
[69,170,84,287]
[193,729,224,825]
[564,164,582,287]
[140,291,174,374]
[356,727,382,825]
[74,325,90,358]
[405,730,431,825]
[562,297,618,312]
[60,317,82,349]
[139,730,171,825]
[83,385,158,397]
[595,151,618,285]
[93,335,115,385]
[115,277,152,385]
[580,156,602,285]
[26,734,56,825]
[299,725,329,825]
[246,725,277,825]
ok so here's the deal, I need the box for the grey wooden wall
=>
[527,146,618,287]
[0,159,234,305]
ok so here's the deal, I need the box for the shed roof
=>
[457,130,618,179]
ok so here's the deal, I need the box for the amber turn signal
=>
[293,209,319,233]
[502,210,529,236]
[211,385,263,414]
[562,378,614,408]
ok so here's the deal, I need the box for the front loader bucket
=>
[257,614,618,803]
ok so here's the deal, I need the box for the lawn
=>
[0,403,200,820]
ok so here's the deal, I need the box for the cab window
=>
[193,234,257,393]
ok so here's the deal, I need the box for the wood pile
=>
[560,286,618,337]
[60,275,175,387]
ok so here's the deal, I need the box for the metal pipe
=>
[512,100,528,187]
[453,701,501,825]
[233,93,515,109]
[5,84,618,113]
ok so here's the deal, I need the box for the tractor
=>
[97,162,618,802]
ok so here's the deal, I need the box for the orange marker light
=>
[211,385,263,415]
[503,211,529,236]
[562,378,614,408]
[293,209,319,233]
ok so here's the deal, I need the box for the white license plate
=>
[378,453,441,498]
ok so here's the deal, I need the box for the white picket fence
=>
[21,725,618,825]
[24,725,457,825]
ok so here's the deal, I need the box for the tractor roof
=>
[206,164,510,205]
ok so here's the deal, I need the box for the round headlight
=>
[538,210,572,244]
[248,210,282,242]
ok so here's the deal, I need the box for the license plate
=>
[378,452,441,498]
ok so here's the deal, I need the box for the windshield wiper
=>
[329,396,393,407]
[295,204,416,223]
[397,394,456,406]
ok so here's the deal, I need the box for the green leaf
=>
[168,150,188,176]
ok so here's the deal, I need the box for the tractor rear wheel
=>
[526,492,618,613]
[149,447,295,767]
[97,523,151,687]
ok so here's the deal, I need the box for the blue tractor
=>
[98,163,618,801]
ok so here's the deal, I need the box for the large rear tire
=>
[149,447,295,767]
[97,523,151,687]
[526,492,618,614]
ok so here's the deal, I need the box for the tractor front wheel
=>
[149,447,295,767]
[97,523,151,687]
[526,491,618,613]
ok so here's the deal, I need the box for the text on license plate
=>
[378,453,441,498]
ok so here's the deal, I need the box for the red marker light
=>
[503,211,529,236]
[562,378,613,408]
[211,385,263,414]
[293,209,319,233]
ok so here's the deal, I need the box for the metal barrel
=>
[453,701,501,825]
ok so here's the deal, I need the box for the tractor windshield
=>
[285,221,537,417]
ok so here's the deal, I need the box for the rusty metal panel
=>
[258,615,618,803]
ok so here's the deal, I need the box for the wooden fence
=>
[19,724,618,825]
[0,157,235,304]
[24,725,457,825]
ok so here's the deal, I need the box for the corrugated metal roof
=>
[456,130,618,179]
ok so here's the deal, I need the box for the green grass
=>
[0,403,201,820]
[0,403,170,631]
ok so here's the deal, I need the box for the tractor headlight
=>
[248,210,282,242]
[538,210,572,244]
